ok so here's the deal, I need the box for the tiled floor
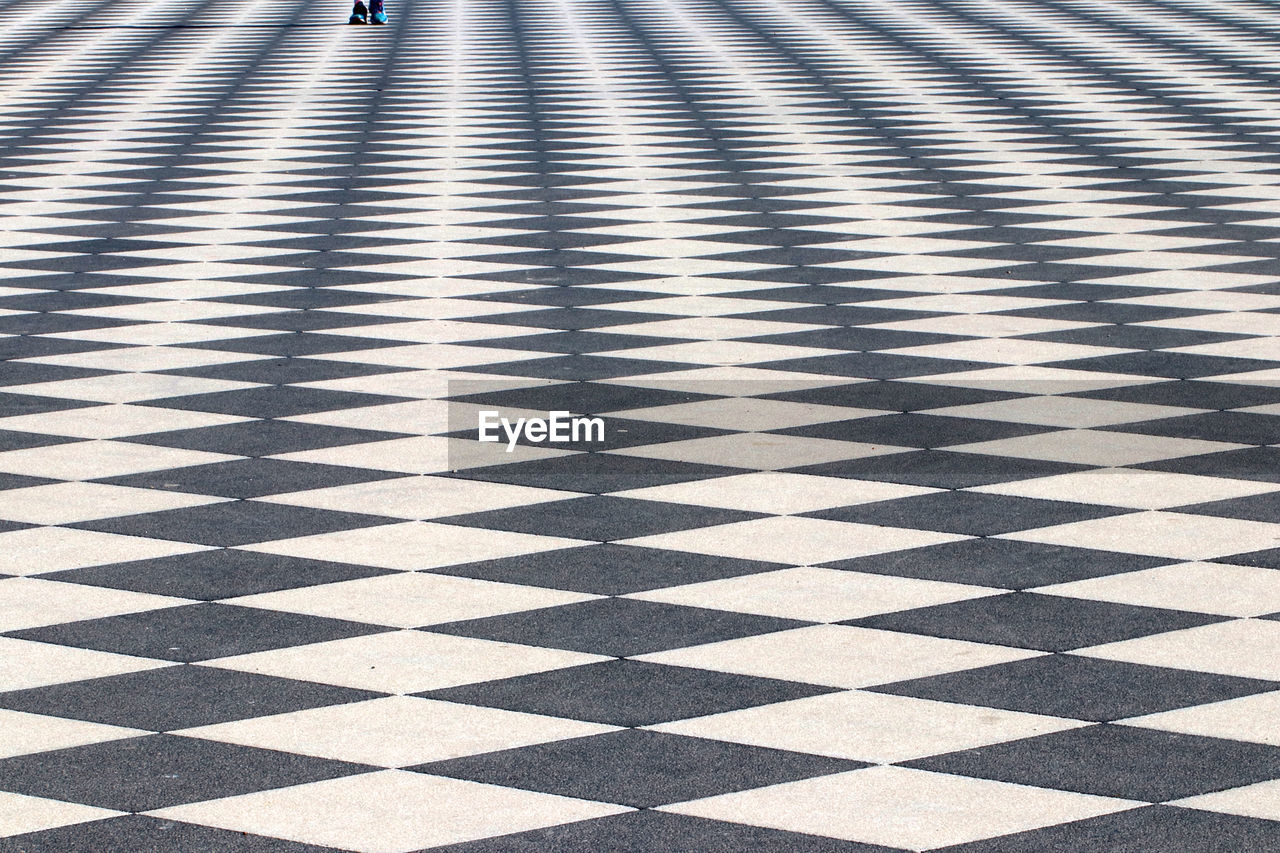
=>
[2,0,1280,849]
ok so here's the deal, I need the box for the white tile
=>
[6,373,254,404]
[0,440,238,480]
[227,573,596,628]
[621,398,874,431]
[595,340,839,366]
[286,399,450,434]
[618,316,819,340]
[635,625,1040,688]
[1123,691,1280,747]
[0,578,189,632]
[0,528,210,576]
[242,522,589,571]
[628,567,1000,622]
[890,338,1126,365]
[1035,562,1280,617]
[0,482,226,525]
[277,436,571,475]
[622,516,967,565]
[650,690,1086,763]
[311,343,544,370]
[147,770,629,853]
[176,696,617,767]
[1173,779,1280,823]
[21,346,263,372]
[260,476,580,519]
[952,429,1242,466]
[203,630,608,693]
[1078,619,1280,680]
[51,322,274,346]
[661,766,1137,850]
[0,709,146,759]
[602,369,846,397]
[1004,512,1280,560]
[0,637,171,692]
[611,433,902,471]
[902,366,1147,395]
[971,469,1280,510]
[930,396,1202,428]
[0,404,249,439]
[614,472,936,514]
[0,791,122,838]
[871,315,1089,339]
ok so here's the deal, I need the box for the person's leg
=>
[349,0,367,23]
[369,0,386,24]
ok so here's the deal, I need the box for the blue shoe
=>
[349,1,367,23]
[371,10,387,23]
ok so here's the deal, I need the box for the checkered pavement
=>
[2,0,1280,849]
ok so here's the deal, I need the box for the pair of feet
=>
[349,1,386,23]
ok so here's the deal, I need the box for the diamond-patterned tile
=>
[0,815,342,853]
[663,766,1137,850]
[936,804,1280,853]
[430,597,804,657]
[203,630,608,694]
[871,654,1278,722]
[906,725,1280,802]
[10,0,1280,846]
[415,810,891,853]
[0,665,379,731]
[146,770,628,853]
[414,728,859,808]
[175,696,617,768]
[846,593,1223,652]
[0,735,369,812]
[636,625,1041,689]
[6,603,386,663]
[651,689,1085,763]
[420,659,835,727]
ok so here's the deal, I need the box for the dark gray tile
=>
[163,357,412,385]
[1108,412,1280,445]
[140,387,408,418]
[1138,446,1280,482]
[1175,491,1280,522]
[445,453,742,491]
[423,810,894,853]
[100,458,407,498]
[845,593,1223,652]
[428,543,786,595]
[429,597,804,656]
[0,665,379,730]
[824,539,1165,588]
[447,382,715,415]
[793,450,1089,488]
[0,735,369,812]
[125,420,407,456]
[71,501,398,546]
[46,548,391,600]
[411,729,859,807]
[419,659,833,726]
[762,380,1022,412]
[780,413,1053,448]
[435,495,760,540]
[936,805,1280,853]
[871,654,1277,721]
[810,491,1130,535]
[906,725,1280,801]
[7,603,387,662]
[0,815,340,853]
